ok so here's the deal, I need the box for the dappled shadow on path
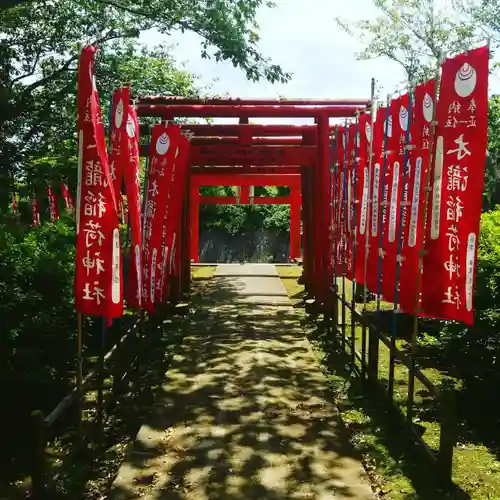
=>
[107,272,373,499]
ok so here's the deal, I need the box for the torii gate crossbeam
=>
[136,96,371,306]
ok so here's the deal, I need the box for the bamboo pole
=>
[408,59,442,423]
[340,119,349,348]
[388,87,414,399]
[375,98,393,336]
[350,112,360,366]
[76,312,83,437]
[361,78,376,376]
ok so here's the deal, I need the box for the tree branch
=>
[20,82,75,151]
[11,49,42,84]
[22,30,137,95]
[89,0,157,20]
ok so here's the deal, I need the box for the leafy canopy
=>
[336,0,479,83]
[0,0,290,209]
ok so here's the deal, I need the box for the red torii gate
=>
[190,173,301,263]
[136,96,370,305]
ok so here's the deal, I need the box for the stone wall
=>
[198,228,290,263]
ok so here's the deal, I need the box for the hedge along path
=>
[109,264,374,499]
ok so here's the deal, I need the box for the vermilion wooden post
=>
[182,176,191,295]
[302,130,316,297]
[240,186,251,204]
[317,113,331,304]
[289,186,301,260]
[190,182,200,263]
[299,166,308,284]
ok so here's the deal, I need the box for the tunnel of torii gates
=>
[136,96,371,305]
[190,174,302,263]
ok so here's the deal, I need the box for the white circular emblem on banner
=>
[423,93,434,122]
[115,99,124,128]
[126,114,135,138]
[454,63,477,98]
[156,132,170,155]
[399,105,409,132]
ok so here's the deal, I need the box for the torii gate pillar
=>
[189,183,302,263]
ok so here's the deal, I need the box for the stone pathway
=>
[109,264,374,499]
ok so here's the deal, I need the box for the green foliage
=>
[199,186,292,235]
[484,95,500,209]
[0,0,290,209]
[475,208,500,328]
[0,215,77,393]
[465,0,500,46]
[336,0,479,83]
[418,208,500,405]
[0,215,77,474]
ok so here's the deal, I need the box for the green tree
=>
[335,0,478,83]
[464,0,500,45]
[336,0,499,203]
[485,96,500,210]
[6,41,208,211]
[0,0,291,208]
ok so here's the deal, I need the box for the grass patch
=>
[191,265,217,281]
[276,265,305,301]
[305,318,452,500]
[306,276,500,499]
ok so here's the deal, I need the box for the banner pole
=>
[362,77,376,375]
[350,111,360,367]
[408,60,442,423]
[341,119,349,349]
[388,87,414,398]
[139,128,152,340]
[76,312,83,439]
[375,97,392,332]
[330,130,339,333]
[97,318,106,440]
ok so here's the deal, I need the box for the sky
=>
[139,0,497,125]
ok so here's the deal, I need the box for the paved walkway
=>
[109,264,373,499]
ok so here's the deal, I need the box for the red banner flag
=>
[422,46,489,324]
[75,46,123,319]
[142,123,181,312]
[124,105,143,309]
[109,88,131,219]
[354,112,372,284]
[32,198,40,226]
[344,123,357,281]
[366,106,389,295]
[398,80,436,312]
[163,135,191,299]
[379,95,410,303]
[333,126,347,276]
[61,182,74,212]
[47,186,60,222]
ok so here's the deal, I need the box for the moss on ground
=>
[278,265,500,500]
